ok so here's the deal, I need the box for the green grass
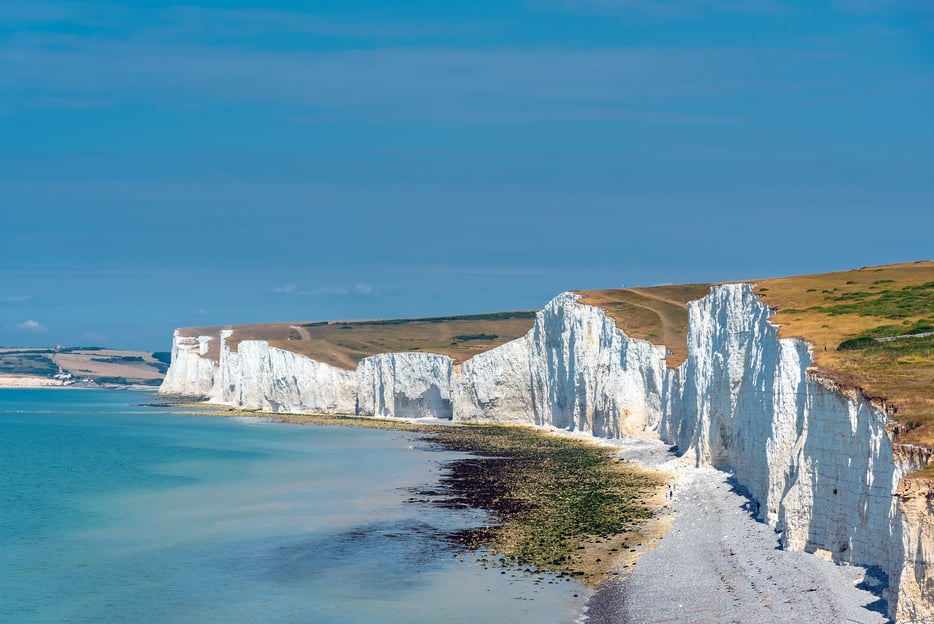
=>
[839,334,934,359]
[0,354,58,376]
[809,282,934,319]
[345,311,537,326]
[838,320,934,351]
[452,333,499,341]
[91,356,146,363]
[197,310,540,370]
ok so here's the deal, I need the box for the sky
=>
[1,0,933,352]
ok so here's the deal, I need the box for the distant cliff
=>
[160,286,933,621]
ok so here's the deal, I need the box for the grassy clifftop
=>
[756,260,934,446]
[579,260,934,447]
[179,311,538,371]
[575,284,710,368]
[179,261,932,444]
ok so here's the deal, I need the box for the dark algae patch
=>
[422,425,663,584]
[162,404,663,585]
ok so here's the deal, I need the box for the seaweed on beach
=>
[172,407,664,585]
[416,425,663,582]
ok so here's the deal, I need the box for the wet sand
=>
[585,437,891,624]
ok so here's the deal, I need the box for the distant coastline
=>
[0,375,77,388]
[0,375,154,390]
[0,347,167,389]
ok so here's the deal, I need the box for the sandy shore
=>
[0,376,69,388]
[584,436,891,624]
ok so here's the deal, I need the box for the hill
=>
[0,346,169,387]
[177,311,539,371]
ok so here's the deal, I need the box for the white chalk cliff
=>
[658,284,932,620]
[452,292,666,436]
[159,286,932,621]
[159,330,357,414]
[356,352,453,419]
[160,331,217,397]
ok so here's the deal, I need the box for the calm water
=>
[0,389,586,623]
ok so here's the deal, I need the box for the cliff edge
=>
[160,264,933,621]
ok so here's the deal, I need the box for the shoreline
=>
[155,399,668,589]
[0,378,156,391]
[150,398,894,623]
[0,376,75,388]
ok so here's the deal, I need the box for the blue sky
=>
[1,0,932,351]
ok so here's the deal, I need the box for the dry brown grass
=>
[0,347,166,384]
[576,284,711,368]
[52,349,165,381]
[580,264,934,447]
[179,313,538,370]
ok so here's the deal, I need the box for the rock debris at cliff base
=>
[586,438,890,624]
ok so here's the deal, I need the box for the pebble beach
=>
[585,437,891,624]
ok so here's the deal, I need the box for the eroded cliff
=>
[160,331,217,396]
[203,330,355,413]
[159,286,932,620]
[659,284,931,618]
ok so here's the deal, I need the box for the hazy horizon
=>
[2,1,932,351]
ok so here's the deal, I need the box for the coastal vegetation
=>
[151,351,172,365]
[425,424,663,584]
[0,352,59,376]
[0,347,168,386]
[580,261,934,447]
[756,261,934,446]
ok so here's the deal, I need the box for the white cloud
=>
[1,295,31,303]
[16,319,46,331]
[529,0,788,17]
[81,331,107,344]
[273,283,376,297]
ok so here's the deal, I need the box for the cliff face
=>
[159,286,932,621]
[895,475,934,622]
[453,293,666,435]
[658,284,930,617]
[202,330,356,413]
[356,352,453,419]
[159,331,217,396]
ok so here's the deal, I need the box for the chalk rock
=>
[659,283,929,619]
[211,331,356,413]
[895,474,934,623]
[453,292,667,436]
[356,352,453,419]
[158,331,216,397]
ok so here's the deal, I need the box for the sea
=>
[0,388,587,624]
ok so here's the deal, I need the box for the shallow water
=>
[0,388,586,623]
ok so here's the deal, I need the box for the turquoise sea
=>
[0,389,586,623]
